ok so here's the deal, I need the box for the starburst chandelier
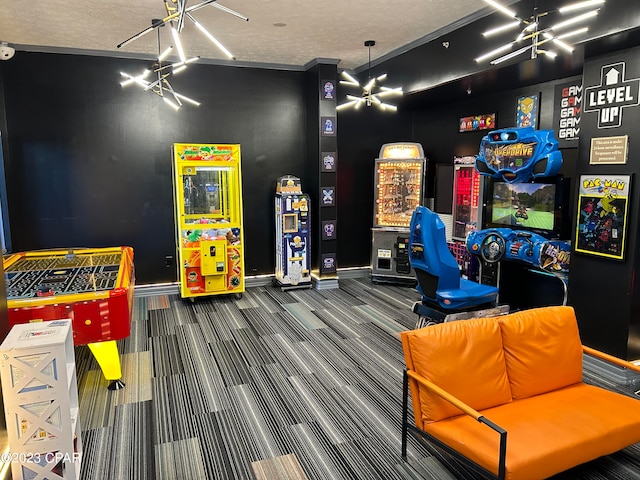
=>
[475,0,605,65]
[337,40,403,112]
[119,21,201,110]
[117,0,248,109]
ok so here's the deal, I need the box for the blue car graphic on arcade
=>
[475,127,562,183]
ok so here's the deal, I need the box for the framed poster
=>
[321,80,335,100]
[321,152,337,172]
[321,117,336,136]
[322,220,336,240]
[459,113,495,132]
[575,174,631,260]
[516,94,539,129]
[321,253,337,274]
[321,187,335,207]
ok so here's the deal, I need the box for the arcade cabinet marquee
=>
[172,143,245,299]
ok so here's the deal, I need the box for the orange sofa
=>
[400,306,640,480]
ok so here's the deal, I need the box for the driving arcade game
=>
[172,143,245,300]
[467,127,571,308]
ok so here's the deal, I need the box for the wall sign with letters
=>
[553,80,582,146]
[584,62,640,128]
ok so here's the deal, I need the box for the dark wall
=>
[335,106,412,268]
[1,53,306,284]
[568,46,640,360]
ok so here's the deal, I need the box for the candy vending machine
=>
[274,175,311,290]
[371,142,426,284]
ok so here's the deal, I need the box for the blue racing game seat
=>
[409,206,499,311]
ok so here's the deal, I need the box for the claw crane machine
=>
[274,175,311,290]
[173,143,245,299]
[371,142,426,284]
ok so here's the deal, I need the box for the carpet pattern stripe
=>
[75,278,640,479]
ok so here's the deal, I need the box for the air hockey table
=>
[3,246,134,389]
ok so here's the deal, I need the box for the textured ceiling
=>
[1,0,491,71]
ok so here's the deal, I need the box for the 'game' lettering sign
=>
[584,62,640,128]
[553,80,582,147]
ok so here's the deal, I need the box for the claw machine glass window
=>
[173,144,245,299]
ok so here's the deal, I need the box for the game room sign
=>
[584,61,640,128]
[553,80,582,147]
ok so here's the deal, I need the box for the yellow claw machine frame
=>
[172,143,245,299]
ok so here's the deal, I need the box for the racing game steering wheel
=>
[480,231,506,263]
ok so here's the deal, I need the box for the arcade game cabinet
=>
[371,142,426,285]
[409,206,502,327]
[274,175,311,290]
[451,156,483,241]
[172,143,245,300]
[4,246,135,389]
[467,127,571,308]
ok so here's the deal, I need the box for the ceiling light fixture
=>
[475,0,604,65]
[337,40,403,112]
[117,0,248,61]
[120,21,200,110]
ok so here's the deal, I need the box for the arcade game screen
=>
[489,181,556,232]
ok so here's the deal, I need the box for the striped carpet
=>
[74,277,640,480]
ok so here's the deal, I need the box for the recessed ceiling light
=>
[273,22,287,27]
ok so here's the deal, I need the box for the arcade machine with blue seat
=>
[409,206,505,327]
[467,127,572,309]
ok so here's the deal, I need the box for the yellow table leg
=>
[87,340,125,390]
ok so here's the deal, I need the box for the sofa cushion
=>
[498,306,583,399]
[402,317,512,423]
[423,383,640,480]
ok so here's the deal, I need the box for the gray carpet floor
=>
[73,277,640,480]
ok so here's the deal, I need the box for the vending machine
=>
[371,142,426,284]
[172,143,245,299]
[274,175,311,290]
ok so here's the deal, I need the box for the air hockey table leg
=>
[87,340,126,390]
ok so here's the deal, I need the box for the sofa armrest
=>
[583,345,640,374]
[405,369,507,479]
[406,369,484,419]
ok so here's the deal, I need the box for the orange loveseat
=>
[400,306,640,480]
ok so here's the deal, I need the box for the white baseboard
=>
[134,267,372,297]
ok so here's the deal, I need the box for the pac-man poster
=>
[575,174,631,260]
